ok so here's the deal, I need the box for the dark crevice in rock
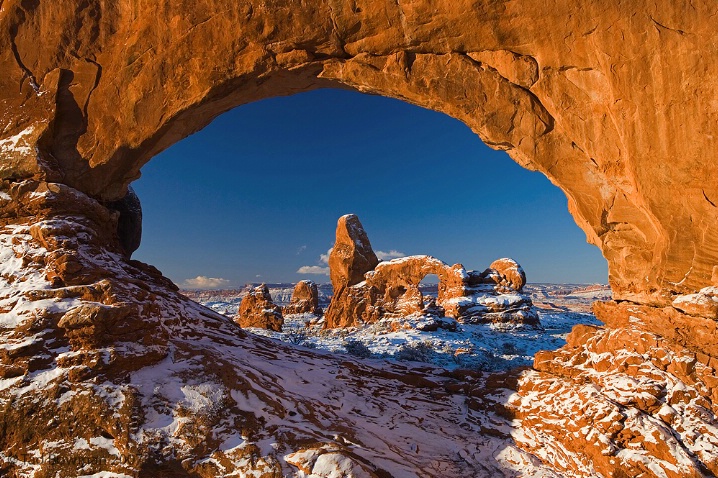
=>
[703,189,716,208]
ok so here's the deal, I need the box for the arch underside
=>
[2,0,716,304]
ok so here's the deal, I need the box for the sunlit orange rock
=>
[282,280,321,315]
[236,284,284,331]
[328,214,379,290]
[2,2,716,304]
[324,215,538,327]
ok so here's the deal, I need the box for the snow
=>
[14,365,67,396]
[4,207,713,477]
[672,285,718,311]
[508,321,718,477]
[0,126,35,156]
[180,382,224,413]
[74,438,91,450]
[219,433,246,452]
[130,347,227,449]
[313,452,375,478]
[89,437,121,457]
[243,311,601,372]
[0,225,81,331]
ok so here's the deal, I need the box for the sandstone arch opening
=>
[419,273,440,298]
[131,87,608,371]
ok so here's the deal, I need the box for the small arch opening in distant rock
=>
[419,274,440,299]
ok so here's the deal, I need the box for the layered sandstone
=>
[509,301,718,477]
[282,279,321,315]
[236,284,284,331]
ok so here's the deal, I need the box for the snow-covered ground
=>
[185,283,605,372]
[234,310,601,372]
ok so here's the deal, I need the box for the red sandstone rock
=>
[510,308,718,477]
[282,280,321,315]
[486,258,526,292]
[3,2,716,304]
[323,220,538,327]
[236,284,284,331]
[328,214,379,290]
[324,283,382,328]
[2,2,718,476]
[366,255,452,317]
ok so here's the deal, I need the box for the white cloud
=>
[375,250,406,261]
[299,248,333,275]
[181,276,231,289]
[319,248,333,264]
[296,245,307,255]
[297,265,330,275]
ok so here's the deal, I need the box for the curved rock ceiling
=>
[1,1,717,304]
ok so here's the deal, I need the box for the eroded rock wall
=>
[2,1,717,303]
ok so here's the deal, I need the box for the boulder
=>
[486,258,527,292]
[283,280,321,315]
[236,284,284,331]
[105,186,143,259]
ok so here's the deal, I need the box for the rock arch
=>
[2,1,717,305]
[365,255,461,317]
[2,2,718,476]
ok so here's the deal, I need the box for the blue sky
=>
[132,88,608,288]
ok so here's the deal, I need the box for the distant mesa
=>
[282,280,322,316]
[235,284,284,331]
[323,215,538,328]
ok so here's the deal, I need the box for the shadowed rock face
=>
[1,2,718,477]
[105,186,142,259]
